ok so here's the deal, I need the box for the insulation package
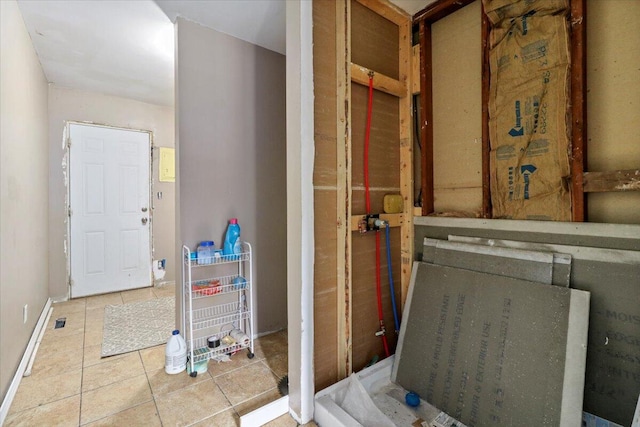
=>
[484,0,572,220]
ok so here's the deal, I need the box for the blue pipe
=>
[385,225,400,333]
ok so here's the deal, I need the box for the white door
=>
[69,124,152,298]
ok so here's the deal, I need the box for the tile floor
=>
[6,286,313,427]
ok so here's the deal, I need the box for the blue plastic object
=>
[223,218,241,256]
[197,241,214,265]
[405,391,420,407]
[233,276,247,289]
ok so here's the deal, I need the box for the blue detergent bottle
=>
[223,218,241,258]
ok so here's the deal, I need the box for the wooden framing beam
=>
[411,45,421,95]
[583,169,640,193]
[336,0,352,381]
[570,0,587,221]
[398,17,414,308]
[350,213,406,231]
[414,0,476,23]
[351,63,406,98]
[481,4,492,218]
[419,20,434,215]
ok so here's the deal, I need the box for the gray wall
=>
[176,18,287,334]
[48,86,176,300]
[0,0,50,401]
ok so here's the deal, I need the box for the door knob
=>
[141,218,148,225]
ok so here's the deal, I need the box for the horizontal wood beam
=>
[583,169,640,193]
[354,0,409,26]
[351,63,407,98]
[350,213,406,231]
[414,0,476,23]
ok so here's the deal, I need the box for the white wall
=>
[0,0,50,401]
[176,18,287,334]
[48,86,176,300]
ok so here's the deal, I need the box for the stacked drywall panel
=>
[414,217,640,426]
[422,238,571,286]
[393,259,590,426]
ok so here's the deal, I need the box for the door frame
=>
[64,121,154,299]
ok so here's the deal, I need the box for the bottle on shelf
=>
[197,241,214,265]
[223,218,241,258]
[165,330,187,374]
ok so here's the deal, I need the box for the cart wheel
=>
[190,371,197,377]
[247,352,255,359]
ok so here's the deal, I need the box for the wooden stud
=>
[350,213,406,231]
[336,0,352,380]
[351,63,406,98]
[419,20,434,215]
[414,0,476,24]
[411,45,421,95]
[570,0,587,221]
[583,170,640,193]
[481,4,492,218]
[398,18,413,309]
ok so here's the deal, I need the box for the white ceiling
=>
[17,0,434,107]
[17,0,175,106]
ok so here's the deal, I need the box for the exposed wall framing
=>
[415,0,475,217]
[313,0,412,388]
[416,0,639,222]
[569,0,587,221]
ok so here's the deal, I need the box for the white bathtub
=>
[314,356,464,427]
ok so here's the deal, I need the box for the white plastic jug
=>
[165,329,187,374]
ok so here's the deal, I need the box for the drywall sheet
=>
[447,234,640,425]
[442,236,572,287]
[413,218,640,253]
[422,237,571,286]
[487,3,571,220]
[393,262,589,427]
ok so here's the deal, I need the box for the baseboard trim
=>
[0,298,52,425]
[240,395,289,427]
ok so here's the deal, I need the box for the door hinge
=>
[69,278,74,287]
[66,137,71,149]
[68,207,72,217]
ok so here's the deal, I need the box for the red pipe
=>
[364,73,390,358]
[364,73,374,214]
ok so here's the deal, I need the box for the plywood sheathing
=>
[351,227,403,370]
[312,0,340,391]
[313,0,412,386]
[351,0,402,371]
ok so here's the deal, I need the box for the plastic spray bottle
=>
[223,218,241,258]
